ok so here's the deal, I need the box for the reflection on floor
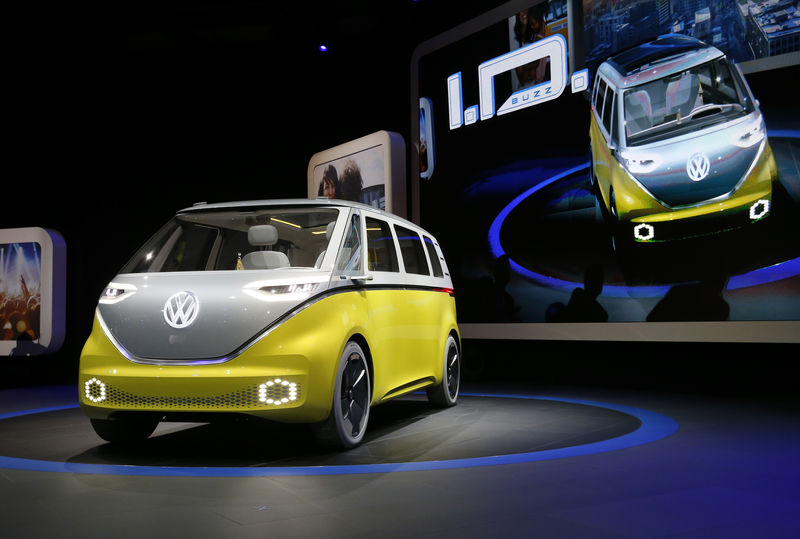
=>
[1,384,798,537]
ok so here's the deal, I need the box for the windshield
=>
[623,57,751,147]
[121,207,341,273]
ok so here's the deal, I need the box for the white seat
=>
[242,224,290,270]
[314,221,337,268]
[242,251,290,270]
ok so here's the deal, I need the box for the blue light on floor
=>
[0,394,678,477]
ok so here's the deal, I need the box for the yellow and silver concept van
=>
[79,199,460,449]
[589,34,777,245]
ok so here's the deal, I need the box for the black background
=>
[2,0,797,396]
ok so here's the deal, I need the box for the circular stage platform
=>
[0,393,678,476]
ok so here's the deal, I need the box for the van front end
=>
[612,135,777,243]
[79,304,341,425]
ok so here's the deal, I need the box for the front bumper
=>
[615,141,777,242]
[79,313,336,423]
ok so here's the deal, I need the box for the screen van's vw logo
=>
[686,153,711,182]
[164,291,200,329]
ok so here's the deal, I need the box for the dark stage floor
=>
[1,384,798,537]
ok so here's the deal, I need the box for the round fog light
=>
[259,379,301,404]
[84,378,107,403]
[749,199,769,220]
[634,223,655,241]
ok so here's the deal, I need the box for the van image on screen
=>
[79,199,460,449]
[589,34,778,246]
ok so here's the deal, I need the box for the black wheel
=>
[90,415,159,444]
[313,341,371,449]
[427,334,460,408]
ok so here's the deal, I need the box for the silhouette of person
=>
[647,271,730,322]
[547,264,608,322]
[491,255,518,322]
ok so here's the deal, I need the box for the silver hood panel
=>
[628,114,763,208]
[98,270,330,361]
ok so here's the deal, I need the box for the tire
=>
[313,341,371,449]
[608,187,618,220]
[605,187,631,253]
[426,334,460,408]
[90,415,159,444]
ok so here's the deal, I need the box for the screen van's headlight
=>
[619,150,662,175]
[99,283,137,304]
[731,115,766,148]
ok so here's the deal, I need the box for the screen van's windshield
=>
[623,57,752,147]
[121,207,341,273]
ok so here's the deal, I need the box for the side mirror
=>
[339,273,373,282]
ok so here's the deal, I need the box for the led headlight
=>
[619,150,662,175]
[99,282,137,304]
[732,115,766,148]
[259,283,318,296]
[243,280,324,302]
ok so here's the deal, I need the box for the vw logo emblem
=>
[163,291,199,329]
[686,153,710,182]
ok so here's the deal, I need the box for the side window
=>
[609,92,617,144]
[602,86,615,136]
[595,78,608,115]
[423,236,444,278]
[366,217,399,272]
[395,225,430,276]
[592,76,602,110]
[334,212,362,274]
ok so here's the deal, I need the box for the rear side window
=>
[366,217,399,272]
[395,225,430,275]
[423,236,443,277]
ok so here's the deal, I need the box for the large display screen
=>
[0,228,66,355]
[308,131,407,218]
[311,145,387,209]
[411,0,800,342]
[1,242,42,342]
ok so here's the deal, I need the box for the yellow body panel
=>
[79,288,459,423]
[589,113,776,225]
